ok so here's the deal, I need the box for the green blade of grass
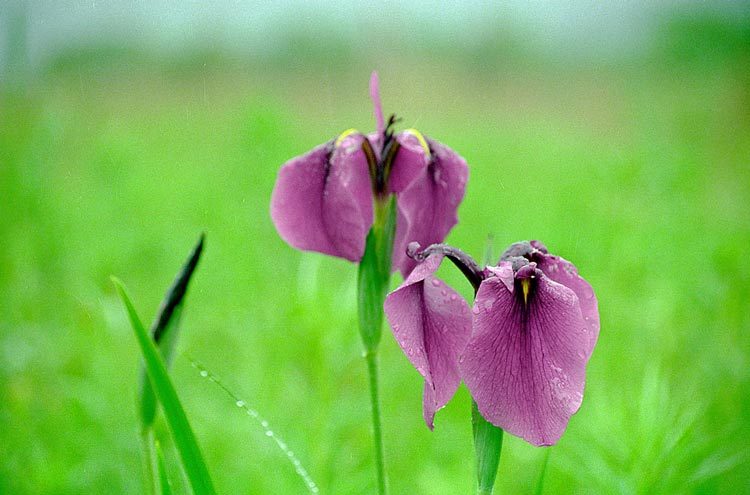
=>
[140,429,158,495]
[140,234,204,432]
[113,277,217,495]
[155,440,174,495]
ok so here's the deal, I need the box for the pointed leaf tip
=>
[113,278,216,495]
[140,234,205,432]
[152,233,205,343]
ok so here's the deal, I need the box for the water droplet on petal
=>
[431,279,441,287]
[450,294,457,301]
[472,306,480,315]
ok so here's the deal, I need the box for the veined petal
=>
[270,134,373,261]
[392,138,469,276]
[531,241,599,357]
[461,267,591,446]
[384,254,472,429]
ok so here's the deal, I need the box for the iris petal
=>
[392,138,469,276]
[270,134,373,261]
[531,241,599,357]
[387,131,430,193]
[384,254,472,429]
[461,268,591,446]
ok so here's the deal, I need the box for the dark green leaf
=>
[140,234,204,432]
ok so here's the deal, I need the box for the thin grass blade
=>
[113,277,217,495]
[140,234,204,432]
[155,440,174,495]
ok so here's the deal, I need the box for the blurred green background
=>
[2,1,749,493]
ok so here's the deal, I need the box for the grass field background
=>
[1,8,749,494]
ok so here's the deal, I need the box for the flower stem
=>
[472,400,504,494]
[365,349,387,495]
[534,448,551,495]
[140,429,158,495]
[356,196,396,495]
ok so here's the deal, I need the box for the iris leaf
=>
[140,234,204,432]
[113,277,217,495]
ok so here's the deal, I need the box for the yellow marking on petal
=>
[335,128,360,146]
[521,279,531,305]
[403,128,430,156]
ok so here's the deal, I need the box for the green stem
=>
[365,350,387,495]
[356,196,396,495]
[155,439,174,495]
[534,449,551,495]
[140,429,158,495]
[472,400,504,494]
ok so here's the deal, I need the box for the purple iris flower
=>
[270,72,468,275]
[384,240,599,445]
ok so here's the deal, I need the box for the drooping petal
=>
[392,138,469,276]
[460,266,591,446]
[384,254,472,429]
[387,130,430,193]
[530,240,599,357]
[270,134,373,261]
[323,133,375,259]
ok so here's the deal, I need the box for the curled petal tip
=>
[406,242,422,259]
